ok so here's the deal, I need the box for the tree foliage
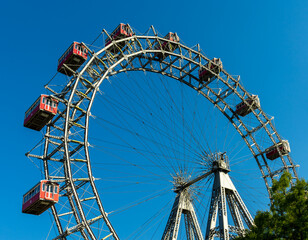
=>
[236,171,308,240]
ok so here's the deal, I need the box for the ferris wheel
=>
[23,24,299,240]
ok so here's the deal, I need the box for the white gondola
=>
[154,32,180,59]
[235,95,260,117]
[198,58,223,82]
[266,140,291,160]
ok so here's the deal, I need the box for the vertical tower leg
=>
[162,191,203,240]
[162,194,183,240]
[205,160,254,239]
[217,186,229,239]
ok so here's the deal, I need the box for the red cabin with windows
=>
[57,42,88,76]
[105,23,134,53]
[155,32,180,59]
[235,95,260,117]
[24,95,58,131]
[22,180,60,215]
[266,140,290,160]
[199,58,223,81]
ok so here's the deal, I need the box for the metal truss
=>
[163,154,254,240]
[162,190,203,240]
[205,157,254,240]
[26,25,299,239]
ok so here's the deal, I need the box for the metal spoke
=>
[25,24,298,240]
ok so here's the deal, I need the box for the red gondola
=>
[199,58,223,81]
[266,140,290,160]
[235,95,260,117]
[57,42,88,76]
[24,95,58,131]
[105,23,134,54]
[154,32,180,59]
[22,180,60,215]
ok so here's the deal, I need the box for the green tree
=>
[236,171,308,240]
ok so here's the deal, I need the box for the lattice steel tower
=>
[205,153,254,240]
[162,153,254,240]
[162,173,203,240]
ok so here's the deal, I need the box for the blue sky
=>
[1,0,308,239]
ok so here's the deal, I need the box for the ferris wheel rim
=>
[36,29,298,239]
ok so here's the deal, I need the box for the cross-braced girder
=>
[25,24,298,239]
[205,158,254,240]
[162,190,203,240]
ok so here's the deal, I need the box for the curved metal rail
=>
[26,26,298,239]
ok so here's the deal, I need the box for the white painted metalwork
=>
[25,25,299,239]
[162,189,203,240]
[205,153,254,240]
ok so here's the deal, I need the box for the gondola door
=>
[45,184,53,200]
[45,98,52,112]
